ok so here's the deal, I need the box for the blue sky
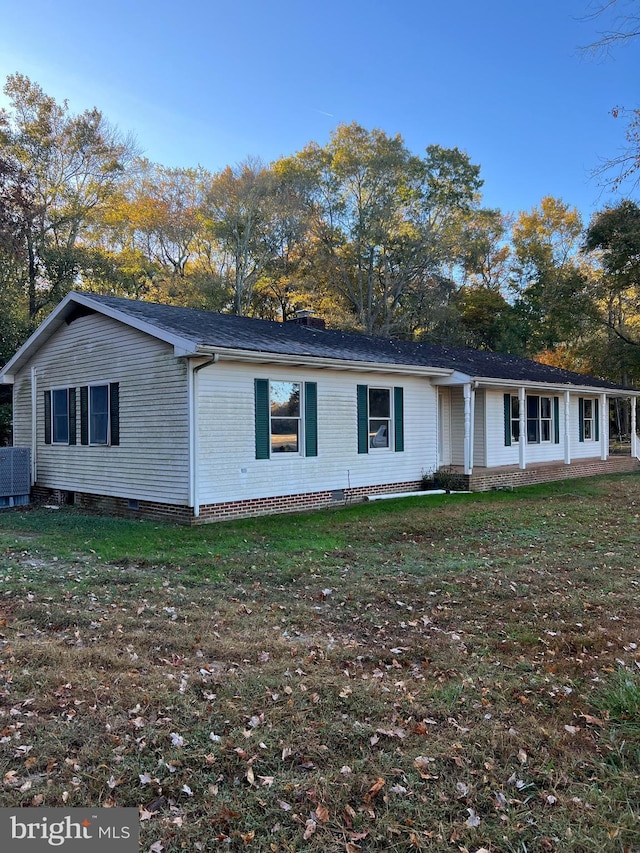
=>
[1,0,638,224]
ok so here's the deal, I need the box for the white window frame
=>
[509,395,520,444]
[368,386,392,450]
[269,380,302,456]
[526,394,553,444]
[583,399,595,440]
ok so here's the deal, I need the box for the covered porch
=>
[436,379,640,481]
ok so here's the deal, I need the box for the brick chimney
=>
[286,310,326,330]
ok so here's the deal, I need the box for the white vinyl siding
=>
[473,389,486,466]
[195,362,438,505]
[12,312,190,504]
[450,388,465,466]
[484,389,606,467]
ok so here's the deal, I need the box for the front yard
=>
[0,476,638,851]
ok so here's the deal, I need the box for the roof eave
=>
[192,346,454,377]
[449,374,639,396]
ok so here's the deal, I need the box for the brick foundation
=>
[29,458,639,525]
[464,455,640,492]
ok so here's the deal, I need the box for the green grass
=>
[0,474,638,851]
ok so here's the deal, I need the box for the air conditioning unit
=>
[0,447,31,507]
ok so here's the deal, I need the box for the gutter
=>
[190,346,454,378]
[435,373,640,396]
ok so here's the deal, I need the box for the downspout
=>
[30,367,37,484]
[632,397,638,460]
[188,355,217,518]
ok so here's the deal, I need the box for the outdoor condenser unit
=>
[0,447,31,507]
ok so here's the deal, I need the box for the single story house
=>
[1,291,639,523]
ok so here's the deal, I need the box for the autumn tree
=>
[92,160,219,306]
[583,199,640,382]
[202,159,277,315]
[0,73,137,318]
[509,196,592,355]
[276,123,485,336]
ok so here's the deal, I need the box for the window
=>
[583,400,593,439]
[90,385,110,445]
[368,388,390,449]
[504,393,559,446]
[44,388,76,445]
[45,384,119,447]
[270,381,300,454]
[526,395,552,443]
[52,388,70,444]
[579,397,599,442]
[357,385,404,454]
[80,383,120,446]
[254,379,317,459]
[510,395,520,443]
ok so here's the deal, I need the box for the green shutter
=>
[80,386,89,445]
[68,388,77,445]
[110,383,120,446]
[594,398,600,442]
[578,397,584,442]
[254,379,270,459]
[357,385,368,454]
[394,387,404,452]
[44,390,51,445]
[304,382,317,457]
[503,393,512,446]
[553,396,560,444]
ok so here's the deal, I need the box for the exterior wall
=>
[194,361,438,507]
[13,313,190,505]
[473,389,486,467]
[484,388,606,468]
[450,387,465,466]
[438,388,452,467]
[569,395,605,460]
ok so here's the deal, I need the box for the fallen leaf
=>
[363,777,385,803]
[315,804,329,822]
[303,818,317,840]
[580,713,604,727]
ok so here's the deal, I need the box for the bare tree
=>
[582,1,640,191]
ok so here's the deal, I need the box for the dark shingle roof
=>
[83,293,634,392]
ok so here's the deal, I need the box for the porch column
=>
[463,383,474,475]
[632,397,639,460]
[563,391,571,464]
[599,393,608,461]
[518,387,526,470]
